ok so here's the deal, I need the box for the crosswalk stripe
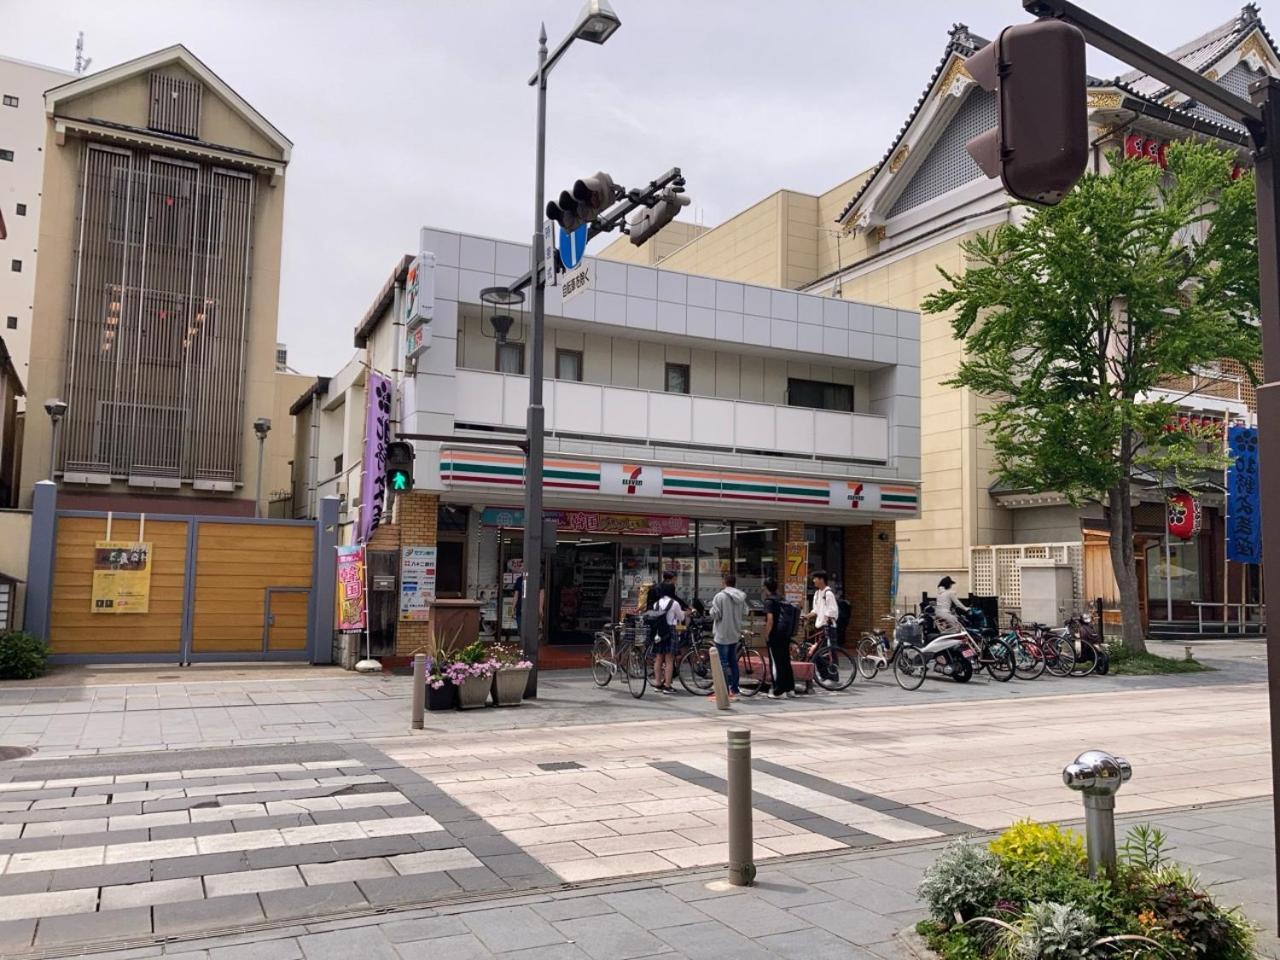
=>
[0,759,365,795]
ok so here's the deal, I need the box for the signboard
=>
[1227,425,1262,563]
[600,463,662,498]
[403,243,434,326]
[542,219,556,286]
[405,321,431,361]
[400,546,437,621]
[784,540,808,606]
[561,262,591,303]
[91,541,152,614]
[832,481,882,512]
[359,371,393,542]
[1167,491,1202,541]
[560,223,588,270]
[479,507,689,537]
[335,545,367,631]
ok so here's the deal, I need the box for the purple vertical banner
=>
[359,372,393,543]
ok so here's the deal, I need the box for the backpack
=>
[773,599,798,639]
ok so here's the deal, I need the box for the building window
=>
[332,454,343,475]
[787,377,853,412]
[0,150,13,162]
[665,362,691,395]
[555,349,583,382]
[2,95,17,108]
[4,317,14,330]
[9,261,19,273]
[14,203,25,216]
[496,341,525,375]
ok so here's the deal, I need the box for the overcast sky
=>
[4,0,1252,375]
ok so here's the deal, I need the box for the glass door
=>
[549,541,619,644]
[619,539,662,614]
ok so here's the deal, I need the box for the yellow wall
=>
[659,191,791,286]
[267,372,312,514]
[0,510,31,628]
[597,220,707,266]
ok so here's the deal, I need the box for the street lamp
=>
[519,0,621,697]
[44,399,67,483]
[253,417,271,518]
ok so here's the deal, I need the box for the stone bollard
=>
[727,729,755,886]
[411,653,426,730]
[1062,749,1132,877]
[707,647,730,710]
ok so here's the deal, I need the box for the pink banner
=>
[335,545,366,632]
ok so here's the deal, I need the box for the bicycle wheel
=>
[1012,638,1046,681]
[677,645,714,694]
[1046,636,1075,677]
[737,646,767,697]
[1070,640,1100,678]
[591,635,615,687]
[894,645,927,690]
[985,640,1015,682]
[856,636,885,680]
[625,645,648,699]
[813,646,857,691]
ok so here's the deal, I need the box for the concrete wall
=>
[658,191,791,287]
[1011,505,1096,545]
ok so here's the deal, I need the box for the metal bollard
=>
[1062,749,1132,877]
[411,654,426,730]
[707,646,730,710]
[727,729,756,886]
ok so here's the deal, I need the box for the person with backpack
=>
[762,578,796,700]
[709,574,747,699]
[646,581,683,695]
[806,570,840,649]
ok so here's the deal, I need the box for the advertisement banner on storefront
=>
[479,507,689,537]
[600,463,662,498]
[91,541,152,614]
[1227,425,1262,563]
[784,540,808,606]
[359,372,393,543]
[400,546,437,621]
[335,545,367,631]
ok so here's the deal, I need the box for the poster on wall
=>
[784,540,808,606]
[91,541,152,614]
[335,545,367,631]
[359,372,393,543]
[1226,425,1262,563]
[400,546,437,621]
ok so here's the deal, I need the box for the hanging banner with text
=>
[359,372,393,543]
[784,540,808,606]
[91,541,152,614]
[335,545,367,631]
[1226,425,1262,564]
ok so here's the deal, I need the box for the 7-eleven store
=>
[438,449,918,651]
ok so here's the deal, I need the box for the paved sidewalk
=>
[61,798,1277,960]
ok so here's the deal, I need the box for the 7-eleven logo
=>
[847,483,865,508]
[622,465,644,495]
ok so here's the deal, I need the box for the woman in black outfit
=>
[762,578,795,699]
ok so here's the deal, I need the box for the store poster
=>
[784,540,808,606]
[399,546,437,621]
[91,541,152,614]
[335,545,366,631]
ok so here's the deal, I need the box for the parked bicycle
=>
[793,627,858,691]
[1063,612,1109,677]
[1002,614,1046,681]
[591,618,636,688]
[856,616,903,680]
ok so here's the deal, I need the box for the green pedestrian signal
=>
[390,470,410,492]
[384,440,415,494]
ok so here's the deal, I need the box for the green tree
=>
[922,144,1259,652]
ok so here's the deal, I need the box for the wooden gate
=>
[48,512,318,662]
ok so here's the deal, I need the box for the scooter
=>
[892,612,976,690]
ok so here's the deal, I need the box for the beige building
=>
[602,8,1272,618]
[20,44,296,516]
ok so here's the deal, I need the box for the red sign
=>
[1125,134,1245,179]
[1167,492,1202,541]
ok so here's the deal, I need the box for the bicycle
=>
[623,632,659,699]
[955,610,1015,682]
[675,615,717,695]
[1063,613,1109,677]
[856,616,902,680]
[794,627,858,691]
[591,620,630,687]
[1002,614,1046,681]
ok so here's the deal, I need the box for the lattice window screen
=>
[969,542,1085,614]
[888,90,997,218]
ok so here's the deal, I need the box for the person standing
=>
[709,574,747,699]
[807,570,840,649]
[762,578,796,700]
[651,583,683,694]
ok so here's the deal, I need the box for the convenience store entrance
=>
[547,539,661,644]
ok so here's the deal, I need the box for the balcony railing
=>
[454,369,889,463]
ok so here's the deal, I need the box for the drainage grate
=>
[0,746,34,761]
[537,761,584,772]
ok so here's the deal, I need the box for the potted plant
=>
[447,640,499,709]
[489,643,533,706]
[425,657,456,711]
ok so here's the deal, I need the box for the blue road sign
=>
[559,224,588,270]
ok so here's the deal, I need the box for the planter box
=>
[456,674,493,710]
[426,679,456,712]
[492,667,530,706]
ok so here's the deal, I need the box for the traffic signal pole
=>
[1023,0,1280,915]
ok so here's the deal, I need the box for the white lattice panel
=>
[969,542,1085,613]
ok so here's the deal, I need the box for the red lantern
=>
[1167,492,1201,540]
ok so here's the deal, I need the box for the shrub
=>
[1139,868,1255,960]
[1009,902,1098,960]
[990,821,1092,907]
[919,838,1003,924]
[0,631,48,680]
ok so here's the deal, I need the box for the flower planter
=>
[426,679,456,712]
[456,674,493,710]
[492,667,530,706]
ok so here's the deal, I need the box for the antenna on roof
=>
[74,32,92,75]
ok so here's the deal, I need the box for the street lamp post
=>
[519,0,621,697]
[44,399,67,483]
[253,418,272,519]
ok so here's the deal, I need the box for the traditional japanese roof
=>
[1120,4,1276,99]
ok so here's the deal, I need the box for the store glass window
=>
[660,529,696,606]
[733,523,778,603]
[695,520,732,606]
[1147,541,1202,602]
[804,525,845,598]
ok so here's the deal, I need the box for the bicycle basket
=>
[894,618,923,647]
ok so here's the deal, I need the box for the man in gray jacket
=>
[710,575,748,698]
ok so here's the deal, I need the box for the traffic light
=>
[385,441,414,494]
[629,188,691,247]
[546,171,618,231]
[964,19,1088,205]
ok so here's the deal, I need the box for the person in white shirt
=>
[652,583,684,694]
[806,570,841,648]
[935,576,969,632]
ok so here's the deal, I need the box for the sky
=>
[3,0,1255,375]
